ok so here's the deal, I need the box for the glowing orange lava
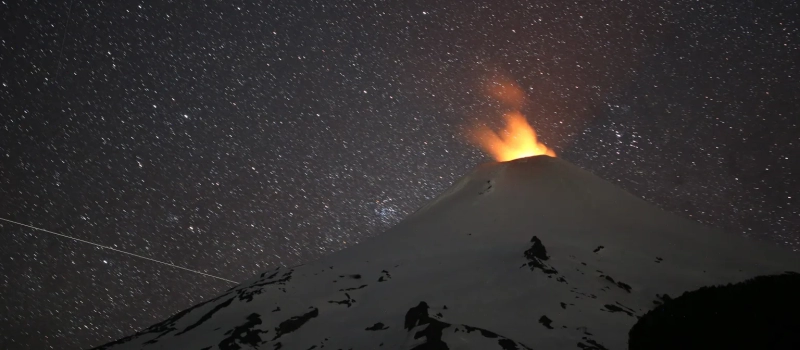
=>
[468,80,556,161]
[470,111,556,161]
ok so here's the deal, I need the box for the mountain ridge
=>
[93,155,799,350]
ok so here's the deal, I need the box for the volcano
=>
[93,156,800,350]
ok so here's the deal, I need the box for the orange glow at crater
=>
[468,80,556,161]
[470,111,556,162]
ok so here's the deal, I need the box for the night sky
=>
[1,0,798,349]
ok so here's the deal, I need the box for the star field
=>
[1,0,797,349]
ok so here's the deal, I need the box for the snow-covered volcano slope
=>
[93,156,799,350]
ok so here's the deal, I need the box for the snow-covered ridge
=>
[93,156,799,350]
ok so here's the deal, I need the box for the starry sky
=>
[1,0,797,348]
